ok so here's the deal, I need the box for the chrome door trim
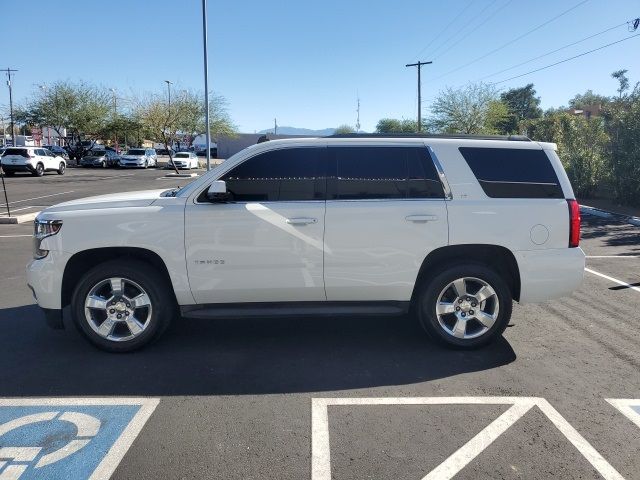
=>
[426,145,453,200]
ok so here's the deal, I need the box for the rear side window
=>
[221,147,324,202]
[328,146,444,200]
[459,147,563,199]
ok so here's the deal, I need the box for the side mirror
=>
[206,181,228,202]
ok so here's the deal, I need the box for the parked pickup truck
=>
[27,134,585,352]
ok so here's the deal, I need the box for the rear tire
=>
[415,264,512,349]
[71,260,174,352]
[33,163,44,177]
[57,162,66,175]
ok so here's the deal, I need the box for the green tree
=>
[603,69,640,204]
[16,81,111,157]
[498,83,542,134]
[334,124,356,134]
[427,83,508,134]
[568,89,610,109]
[525,112,609,198]
[375,118,418,133]
[136,90,236,172]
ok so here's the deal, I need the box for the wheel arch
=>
[62,247,175,308]
[411,244,521,303]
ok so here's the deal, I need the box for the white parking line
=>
[311,397,624,480]
[586,255,639,258]
[0,235,32,238]
[0,205,40,214]
[585,268,640,293]
[0,191,74,207]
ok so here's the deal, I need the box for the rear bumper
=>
[515,247,585,303]
[2,164,36,173]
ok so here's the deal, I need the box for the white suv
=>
[27,135,585,352]
[2,147,66,176]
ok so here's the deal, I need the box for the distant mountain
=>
[258,126,335,136]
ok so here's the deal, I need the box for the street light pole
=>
[164,80,172,109]
[2,68,18,146]
[110,88,118,152]
[202,0,212,171]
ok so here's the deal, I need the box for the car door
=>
[184,145,327,304]
[36,149,50,169]
[323,143,449,302]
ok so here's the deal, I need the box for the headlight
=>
[33,219,62,259]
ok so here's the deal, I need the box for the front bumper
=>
[26,250,72,310]
[515,247,585,303]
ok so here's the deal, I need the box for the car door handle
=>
[405,215,438,222]
[286,217,318,225]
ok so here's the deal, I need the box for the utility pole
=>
[2,68,18,146]
[355,96,361,133]
[274,118,277,135]
[405,61,431,132]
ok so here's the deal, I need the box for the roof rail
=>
[325,133,531,141]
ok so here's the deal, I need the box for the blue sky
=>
[2,0,638,132]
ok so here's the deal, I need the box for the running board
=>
[180,301,410,319]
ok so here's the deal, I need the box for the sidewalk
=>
[579,198,640,227]
[578,198,640,218]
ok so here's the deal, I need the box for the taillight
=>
[567,199,580,248]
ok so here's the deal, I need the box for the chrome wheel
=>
[435,276,499,340]
[84,277,152,342]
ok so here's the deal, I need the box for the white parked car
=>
[27,135,584,352]
[167,152,199,169]
[118,148,157,168]
[1,147,66,176]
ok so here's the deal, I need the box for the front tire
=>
[57,162,66,175]
[416,264,512,349]
[71,260,174,352]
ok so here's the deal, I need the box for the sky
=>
[1,0,639,133]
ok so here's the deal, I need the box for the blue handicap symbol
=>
[632,405,640,416]
[0,403,143,480]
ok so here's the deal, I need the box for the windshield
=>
[87,151,105,157]
[127,149,146,155]
[174,153,190,158]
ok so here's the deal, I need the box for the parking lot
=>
[0,169,639,479]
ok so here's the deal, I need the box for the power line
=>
[491,33,640,85]
[478,20,630,81]
[434,0,510,60]
[427,0,590,83]
[414,0,474,60]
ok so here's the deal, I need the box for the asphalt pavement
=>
[0,169,638,479]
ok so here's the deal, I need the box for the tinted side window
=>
[328,147,444,200]
[459,147,563,199]
[221,147,324,202]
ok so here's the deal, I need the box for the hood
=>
[120,155,144,161]
[42,189,166,213]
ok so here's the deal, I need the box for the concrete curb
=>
[580,204,640,227]
[0,211,39,224]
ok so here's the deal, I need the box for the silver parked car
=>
[119,148,158,168]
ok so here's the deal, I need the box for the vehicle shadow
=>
[0,304,516,397]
